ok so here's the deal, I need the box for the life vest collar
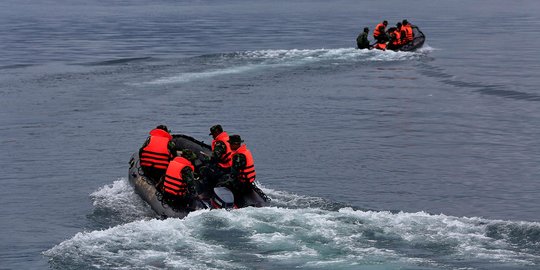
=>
[172,156,195,170]
[215,131,229,143]
[149,128,172,140]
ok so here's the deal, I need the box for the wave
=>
[418,62,540,102]
[0,63,35,70]
[44,178,540,269]
[87,178,156,227]
[140,48,427,85]
[81,57,155,66]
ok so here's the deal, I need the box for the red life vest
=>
[375,42,387,50]
[392,29,402,46]
[233,145,256,184]
[211,131,232,169]
[140,129,173,170]
[163,156,194,196]
[403,24,413,43]
[373,23,385,38]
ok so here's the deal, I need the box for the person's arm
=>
[181,166,199,195]
[211,141,227,164]
[231,153,246,180]
[168,140,177,158]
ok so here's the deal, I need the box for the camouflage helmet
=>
[156,125,170,133]
[228,134,244,145]
[181,149,197,161]
[209,124,223,136]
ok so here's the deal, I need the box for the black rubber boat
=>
[398,25,425,52]
[128,134,270,219]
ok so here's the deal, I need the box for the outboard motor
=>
[211,187,235,209]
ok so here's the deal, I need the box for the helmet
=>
[181,149,197,161]
[209,124,223,136]
[156,125,169,132]
[228,134,243,144]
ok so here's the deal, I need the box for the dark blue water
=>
[1,0,540,269]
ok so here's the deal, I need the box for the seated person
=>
[203,124,233,187]
[160,149,200,210]
[218,135,256,206]
[386,25,402,51]
[356,27,371,49]
[139,125,175,184]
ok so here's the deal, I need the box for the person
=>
[401,19,414,44]
[387,23,402,51]
[356,27,371,49]
[220,135,256,205]
[373,20,388,43]
[160,149,200,209]
[139,125,175,183]
[203,124,233,187]
[209,124,233,172]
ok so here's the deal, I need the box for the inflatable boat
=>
[128,134,269,219]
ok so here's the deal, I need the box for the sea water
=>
[1,0,539,269]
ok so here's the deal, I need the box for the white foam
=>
[47,191,540,268]
[90,178,154,219]
[45,216,241,269]
[259,186,329,208]
[145,64,258,85]
[141,47,423,85]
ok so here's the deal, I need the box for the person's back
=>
[139,125,175,183]
[161,149,199,209]
[223,135,256,205]
[401,20,414,44]
[373,20,388,42]
[356,27,371,49]
[209,125,232,170]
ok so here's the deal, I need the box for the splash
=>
[45,198,540,269]
[88,178,155,226]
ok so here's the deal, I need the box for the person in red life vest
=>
[160,149,200,209]
[203,124,233,187]
[373,20,388,43]
[221,134,256,205]
[139,125,175,184]
[210,124,232,171]
[387,23,403,51]
[401,19,414,44]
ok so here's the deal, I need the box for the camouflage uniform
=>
[230,153,252,192]
[356,32,370,49]
[210,140,228,165]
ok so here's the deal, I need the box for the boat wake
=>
[138,47,429,85]
[44,178,540,270]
